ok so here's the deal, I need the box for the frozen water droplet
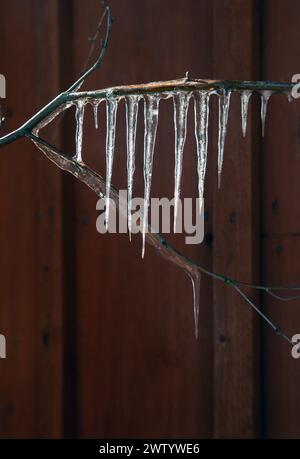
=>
[194,90,210,215]
[240,90,252,138]
[105,98,119,228]
[75,100,85,162]
[125,95,140,241]
[142,94,160,258]
[173,92,191,231]
[217,89,232,189]
[260,90,273,138]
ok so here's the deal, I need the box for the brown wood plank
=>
[212,0,261,438]
[0,0,65,438]
[73,0,214,438]
[262,237,300,438]
[262,0,300,439]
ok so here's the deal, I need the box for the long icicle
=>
[173,92,191,231]
[217,89,232,188]
[194,90,210,215]
[240,90,252,138]
[260,90,273,137]
[142,94,160,258]
[105,98,118,228]
[125,95,140,241]
[75,100,86,162]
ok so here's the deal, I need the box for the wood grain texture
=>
[212,0,261,438]
[262,0,300,439]
[0,0,66,438]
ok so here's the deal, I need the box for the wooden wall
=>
[262,0,300,439]
[0,0,298,439]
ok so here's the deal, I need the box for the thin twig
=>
[67,2,113,93]
[0,0,297,345]
[51,1,112,144]
[81,0,111,75]
[233,285,292,345]
[0,2,112,148]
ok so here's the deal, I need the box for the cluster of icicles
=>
[71,87,293,338]
[74,88,287,257]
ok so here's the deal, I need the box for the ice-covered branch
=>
[27,80,297,345]
[67,78,294,101]
[2,77,298,345]
[0,77,293,149]
[0,0,297,345]
[29,131,295,343]
[29,132,202,338]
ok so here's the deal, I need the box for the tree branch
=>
[67,78,294,100]
[0,0,297,344]
[0,78,293,149]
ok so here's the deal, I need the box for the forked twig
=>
[0,1,298,345]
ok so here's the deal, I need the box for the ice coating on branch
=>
[240,90,252,138]
[217,89,232,188]
[142,94,160,258]
[75,100,86,162]
[125,95,140,240]
[188,270,201,339]
[194,90,210,215]
[105,98,119,228]
[173,92,191,231]
[260,90,273,137]
[92,100,100,129]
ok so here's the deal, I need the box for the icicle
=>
[187,270,201,339]
[217,89,232,188]
[105,98,119,228]
[173,92,191,231]
[240,90,252,138]
[260,90,273,138]
[142,94,160,258]
[92,100,100,129]
[194,90,210,215]
[125,95,140,241]
[75,100,86,162]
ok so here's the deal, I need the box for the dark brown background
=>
[0,0,299,439]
